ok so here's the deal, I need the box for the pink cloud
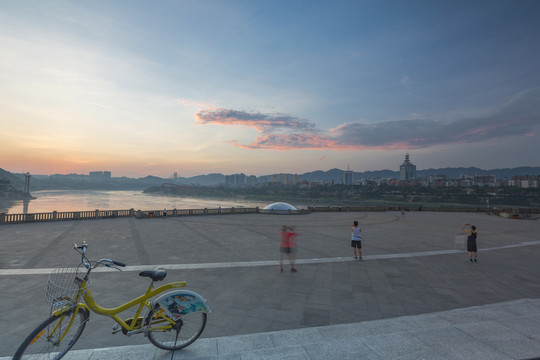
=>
[231,133,336,151]
[194,89,540,151]
[195,109,315,133]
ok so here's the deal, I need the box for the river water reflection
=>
[0,190,273,214]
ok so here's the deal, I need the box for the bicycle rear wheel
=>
[145,310,206,350]
[13,307,89,360]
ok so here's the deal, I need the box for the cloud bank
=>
[195,89,540,151]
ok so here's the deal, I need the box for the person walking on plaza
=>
[462,224,478,262]
[279,226,298,272]
[351,220,362,260]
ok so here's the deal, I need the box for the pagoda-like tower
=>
[399,154,416,180]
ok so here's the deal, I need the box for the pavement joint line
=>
[2,240,540,276]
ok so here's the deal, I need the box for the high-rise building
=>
[399,154,416,180]
[89,171,112,182]
[236,173,246,187]
[246,175,257,186]
[226,173,246,187]
[344,165,353,186]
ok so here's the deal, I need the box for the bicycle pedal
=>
[112,324,122,334]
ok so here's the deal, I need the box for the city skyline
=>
[1,1,540,178]
[6,156,540,181]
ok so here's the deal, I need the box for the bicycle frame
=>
[54,278,187,335]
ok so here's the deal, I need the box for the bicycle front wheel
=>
[13,307,89,360]
[145,310,206,350]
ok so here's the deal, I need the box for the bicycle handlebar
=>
[73,242,126,271]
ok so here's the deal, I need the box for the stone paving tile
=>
[505,301,540,317]
[300,307,330,327]
[238,345,310,360]
[360,316,416,335]
[216,334,274,355]
[237,316,273,335]
[268,327,326,348]
[169,353,240,360]
[153,339,219,360]
[362,331,439,359]
[409,326,512,360]
[302,338,379,360]
[316,322,374,341]
[454,320,540,360]
[88,345,159,360]
[50,350,94,360]
[499,315,540,340]
[267,320,295,333]
[396,313,453,331]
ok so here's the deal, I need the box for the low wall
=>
[0,207,261,225]
[1,206,537,225]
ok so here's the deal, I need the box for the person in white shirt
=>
[351,221,362,260]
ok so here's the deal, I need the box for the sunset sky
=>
[1,0,539,178]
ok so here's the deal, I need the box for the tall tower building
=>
[399,154,416,180]
[344,165,353,186]
[24,172,31,194]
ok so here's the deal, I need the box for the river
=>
[0,190,274,214]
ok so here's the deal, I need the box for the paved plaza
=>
[0,210,539,359]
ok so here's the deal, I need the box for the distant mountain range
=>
[2,166,540,190]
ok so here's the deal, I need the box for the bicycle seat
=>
[139,268,167,281]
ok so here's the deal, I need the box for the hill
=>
[0,168,25,188]
[2,166,540,189]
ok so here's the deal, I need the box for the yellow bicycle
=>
[13,242,210,360]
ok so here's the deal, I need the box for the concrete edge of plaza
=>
[3,298,539,360]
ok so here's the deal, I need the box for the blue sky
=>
[1,0,539,177]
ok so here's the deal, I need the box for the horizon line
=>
[3,164,540,180]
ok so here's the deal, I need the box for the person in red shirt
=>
[279,225,298,273]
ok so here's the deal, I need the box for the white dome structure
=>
[261,202,298,214]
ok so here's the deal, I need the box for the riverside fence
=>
[0,207,256,225]
[0,205,517,225]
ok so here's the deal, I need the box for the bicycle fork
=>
[31,309,84,347]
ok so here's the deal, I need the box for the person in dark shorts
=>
[462,224,478,262]
[351,221,362,260]
[279,225,298,272]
